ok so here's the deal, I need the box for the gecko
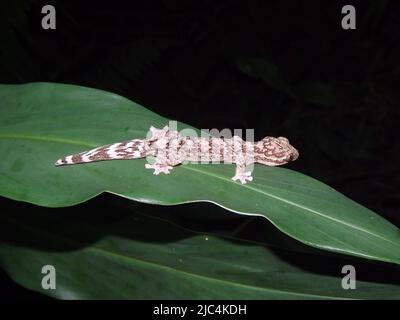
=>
[55,126,299,184]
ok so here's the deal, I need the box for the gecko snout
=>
[289,147,299,161]
[277,136,299,162]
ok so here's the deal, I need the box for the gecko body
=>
[55,126,299,184]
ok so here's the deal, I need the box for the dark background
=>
[0,0,399,299]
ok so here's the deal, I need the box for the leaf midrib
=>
[0,133,96,148]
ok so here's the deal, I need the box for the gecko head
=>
[255,136,299,166]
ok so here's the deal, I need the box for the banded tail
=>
[55,139,146,166]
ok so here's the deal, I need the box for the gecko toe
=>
[232,171,253,184]
[146,163,173,175]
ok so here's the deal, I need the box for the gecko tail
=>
[55,139,146,166]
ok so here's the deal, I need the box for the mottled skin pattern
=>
[55,126,299,184]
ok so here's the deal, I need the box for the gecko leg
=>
[145,161,173,175]
[232,164,253,184]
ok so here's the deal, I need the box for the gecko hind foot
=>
[145,163,173,175]
[232,171,253,184]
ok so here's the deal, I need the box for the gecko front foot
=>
[145,163,173,175]
[232,171,253,184]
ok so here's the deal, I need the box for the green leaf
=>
[1,200,400,299]
[0,83,400,265]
